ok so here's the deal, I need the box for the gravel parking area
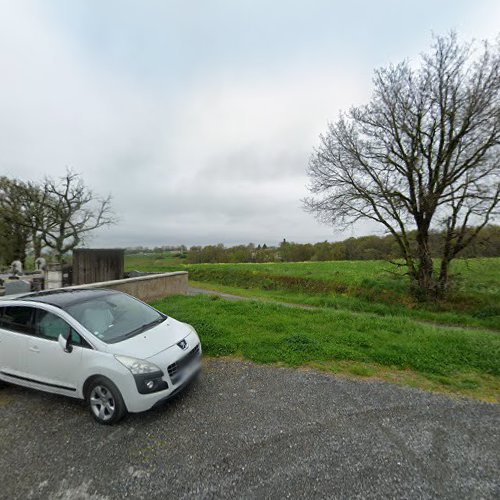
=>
[0,359,498,499]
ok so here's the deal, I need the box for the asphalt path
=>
[0,359,498,499]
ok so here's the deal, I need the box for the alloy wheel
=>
[89,385,116,422]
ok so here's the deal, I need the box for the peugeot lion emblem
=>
[177,339,188,350]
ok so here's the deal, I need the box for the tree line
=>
[185,225,500,264]
[125,245,187,255]
[0,170,114,267]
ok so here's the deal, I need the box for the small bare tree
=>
[42,170,116,264]
[0,177,31,265]
[305,33,500,299]
[19,180,50,260]
[0,171,115,266]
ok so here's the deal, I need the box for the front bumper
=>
[123,342,202,413]
[151,366,201,410]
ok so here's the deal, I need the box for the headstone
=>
[45,264,63,290]
[5,280,31,296]
[35,257,47,272]
[31,276,44,292]
[10,260,23,276]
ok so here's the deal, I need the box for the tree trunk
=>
[438,259,450,296]
[415,226,436,300]
[32,231,42,259]
[14,235,27,268]
[55,250,64,266]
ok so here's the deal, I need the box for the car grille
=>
[167,344,200,384]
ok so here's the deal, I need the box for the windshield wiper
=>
[119,316,166,341]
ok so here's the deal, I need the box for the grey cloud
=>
[198,147,309,182]
[2,1,497,249]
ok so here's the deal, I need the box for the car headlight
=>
[115,355,161,375]
[115,355,168,394]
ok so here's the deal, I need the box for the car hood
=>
[109,317,191,359]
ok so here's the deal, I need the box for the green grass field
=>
[127,254,500,330]
[127,253,500,400]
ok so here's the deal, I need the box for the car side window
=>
[36,309,71,340]
[70,329,92,349]
[0,306,34,334]
[35,310,92,349]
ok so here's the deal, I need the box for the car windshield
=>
[64,292,166,344]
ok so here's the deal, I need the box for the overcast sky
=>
[1,1,499,247]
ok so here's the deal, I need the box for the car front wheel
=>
[86,377,127,425]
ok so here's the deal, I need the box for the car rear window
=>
[0,306,34,334]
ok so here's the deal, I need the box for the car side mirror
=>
[58,332,73,353]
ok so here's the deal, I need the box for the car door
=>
[22,308,88,393]
[0,305,35,378]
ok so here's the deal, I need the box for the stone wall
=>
[71,271,188,302]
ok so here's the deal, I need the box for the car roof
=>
[15,288,120,308]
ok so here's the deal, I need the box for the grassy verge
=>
[189,280,500,331]
[152,295,500,402]
[184,260,500,330]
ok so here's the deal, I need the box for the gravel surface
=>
[0,358,498,499]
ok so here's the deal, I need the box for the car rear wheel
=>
[86,377,126,425]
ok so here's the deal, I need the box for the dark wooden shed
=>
[72,248,124,285]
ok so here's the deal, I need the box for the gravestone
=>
[10,260,23,276]
[45,264,63,290]
[5,280,31,296]
[31,276,44,292]
[35,257,47,271]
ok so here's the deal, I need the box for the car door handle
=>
[29,346,40,353]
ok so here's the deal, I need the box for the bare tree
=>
[16,180,50,260]
[0,177,33,266]
[305,33,500,299]
[0,171,115,267]
[42,170,116,264]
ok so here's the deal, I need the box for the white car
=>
[0,288,202,424]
